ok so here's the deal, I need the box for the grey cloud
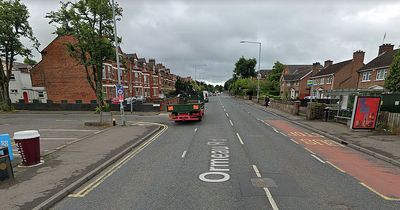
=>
[19,0,400,84]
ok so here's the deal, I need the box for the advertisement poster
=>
[351,96,381,129]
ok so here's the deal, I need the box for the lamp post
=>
[194,64,207,81]
[240,40,261,103]
[112,0,125,125]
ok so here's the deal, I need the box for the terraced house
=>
[31,36,177,104]
[310,50,365,98]
[357,44,399,90]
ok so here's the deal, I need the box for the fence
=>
[377,111,400,134]
[12,102,159,112]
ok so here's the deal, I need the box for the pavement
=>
[0,112,160,210]
[51,95,400,210]
[246,99,400,165]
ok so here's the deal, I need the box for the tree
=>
[234,57,257,78]
[0,0,39,110]
[23,57,37,66]
[46,0,122,110]
[267,61,285,95]
[385,50,400,92]
[267,61,285,82]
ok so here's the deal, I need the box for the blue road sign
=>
[0,134,14,161]
[116,84,124,96]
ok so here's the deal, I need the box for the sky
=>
[20,0,400,85]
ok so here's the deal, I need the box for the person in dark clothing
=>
[264,96,270,107]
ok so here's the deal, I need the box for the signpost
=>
[307,80,314,103]
[116,84,124,102]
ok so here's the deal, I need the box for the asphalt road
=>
[53,96,400,210]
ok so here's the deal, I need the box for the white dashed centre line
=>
[236,133,244,145]
[226,113,229,117]
[229,119,234,126]
[194,128,198,132]
[181,150,187,158]
[252,165,261,177]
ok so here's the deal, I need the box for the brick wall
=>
[357,69,386,89]
[31,36,96,103]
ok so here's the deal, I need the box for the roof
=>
[282,68,313,81]
[312,60,352,77]
[257,69,272,77]
[358,49,400,72]
[286,65,313,74]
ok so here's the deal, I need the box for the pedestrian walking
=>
[264,96,270,107]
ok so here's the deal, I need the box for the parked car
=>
[125,97,137,104]
[136,96,146,103]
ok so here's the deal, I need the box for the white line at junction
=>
[229,120,234,126]
[252,165,261,178]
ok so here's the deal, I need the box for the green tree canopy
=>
[234,57,257,78]
[385,50,400,92]
[23,57,37,66]
[0,0,39,110]
[46,0,122,109]
[267,61,285,82]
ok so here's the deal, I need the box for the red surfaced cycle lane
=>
[267,119,400,201]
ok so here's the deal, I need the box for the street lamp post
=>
[194,64,207,81]
[240,40,261,103]
[112,0,125,125]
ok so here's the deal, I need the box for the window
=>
[38,91,44,97]
[362,71,372,81]
[376,69,387,80]
[320,78,324,84]
[102,65,106,79]
[326,77,332,84]
[11,89,18,94]
[10,74,16,80]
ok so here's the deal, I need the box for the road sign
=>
[116,84,124,96]
[0,134,13,161]
[118,95,124,102]
[307,80,313,87]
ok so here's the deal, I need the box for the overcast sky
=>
[21,0,400,85]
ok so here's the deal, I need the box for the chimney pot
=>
[378,43,394,55]
[324,60,333,67]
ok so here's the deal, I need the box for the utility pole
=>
[240,41,261,103]
[112,0,125,126]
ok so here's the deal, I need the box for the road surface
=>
[53,96,400,210]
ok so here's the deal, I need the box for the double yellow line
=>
[68,122,168,198]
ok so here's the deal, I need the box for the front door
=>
[23,92,29,103]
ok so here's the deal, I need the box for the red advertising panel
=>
[352,96,381,129]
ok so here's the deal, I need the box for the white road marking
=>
[252,165,261,178]
[229,119,234,126]
[181,150,187,158]
[41,138,78,140]
[263,187,279,210]
[326,161,346,173]
[290,139,299,144]
[279,132,287,137]
[226,113,229,117]
[272,127,279,133]
[264,122,270,126]
[194,128,198,132]
[311,154,326,164]
[56,119,77,122]
[305,148,316,155]
[39,129,99,132]
[236,133,244,145]
[257,118,261,121]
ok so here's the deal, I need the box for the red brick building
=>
[280,64,320,99]
[357,44,399,90]
[31,36,177,104]
[310,50,365,98]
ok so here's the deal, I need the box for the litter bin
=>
[13,130,41,166]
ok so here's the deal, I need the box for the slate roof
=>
[312,60,352,77]
[282,68,313,81]
[286,65,313,74]
[358,49,400,72]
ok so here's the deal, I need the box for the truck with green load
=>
[167,92,205,122]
